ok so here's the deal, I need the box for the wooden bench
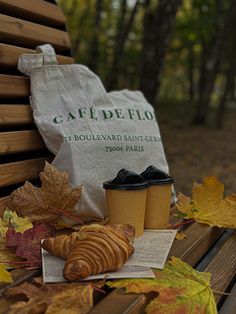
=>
[0,1,235,313]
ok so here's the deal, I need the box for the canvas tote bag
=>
[18,44,170,221]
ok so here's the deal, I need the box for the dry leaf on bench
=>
[6,223,54,266]
[177,176,236,228]
[0,209,33,268]
[7,282,93,314]
[0,265,12,283]
[175,230,187,240]
[0,209,32,239]
[9,162,82,224]
[108,257,217,314]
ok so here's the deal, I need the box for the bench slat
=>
[0,0,65,27]
[89,289,150,314]
[0,157,52,187]
[168,223,224,266]
[0,43,73,68]
[0,75,29,98]
[0,104,32,126]
[204,231,236,303]
[0,14,70,50]
[0,130,45,154]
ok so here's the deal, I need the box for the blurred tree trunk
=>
[188,43,194,101]
[216,10,236,128]
[193,0,236,125]
[216,69,231,128]
[107,0,140,91]
[87,0,103,73]
[139,0,182,104]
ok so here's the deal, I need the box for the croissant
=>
[64,224,135,281]
[42,232,84,259]
[42,224,135,281]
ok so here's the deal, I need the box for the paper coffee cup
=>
[103,169,149,237]
[141,166,174,229]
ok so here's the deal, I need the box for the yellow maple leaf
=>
[108,257,217,314]
[3,208,33,233]
[0,264,13,283]
[177,176,236,228]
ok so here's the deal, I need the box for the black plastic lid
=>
[103,169,149,190]
[140,166,174,185]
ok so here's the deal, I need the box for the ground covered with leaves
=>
[159,110,236,196]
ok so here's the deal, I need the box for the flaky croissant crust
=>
[42,224,135,281]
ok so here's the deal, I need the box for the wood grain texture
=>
[0,157,52,187]
[0,130,45,154]
[0,0,65,27]
[168,222,224,266]
[0,104,33,125]
[0,75,29,98]
[89,289,152,314]
[0,14,70,50]
[0,43,73,68]
[204,231,236,302]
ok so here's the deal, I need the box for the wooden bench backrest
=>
[0,0,73,215]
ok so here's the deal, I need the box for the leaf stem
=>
[169,219,195,229]
[49,206,85,225]
[90,284,107,294]
[0,260,41,264]
[212,289,236,297]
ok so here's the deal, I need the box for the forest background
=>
[58,0,236,196]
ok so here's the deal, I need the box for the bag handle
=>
[18,44,58,75]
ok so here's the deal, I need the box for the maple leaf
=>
[9,162,82,223]
[107,257,217,314]
[0,209,33,239]
[6,223,54,266]
[0,209,33,268]
[177,176,236,228]
[7,282,93,314]
[0,264,13,283]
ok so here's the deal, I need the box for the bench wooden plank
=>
[0,0,65,27]
[0,130,45,154]
[89,289,151,314]
[0,104,32,126]
[168,223,224,266]
[0,157,52,187]
[0,75,29,98]
[219,282,236,314]
[204,231,236,303]
[0,14,70,50]
[0,43,74,68]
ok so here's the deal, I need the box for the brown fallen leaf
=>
[175,230,187,240]
[6,281,40,300]
[7,282,93,314]
[9,162,82,224]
